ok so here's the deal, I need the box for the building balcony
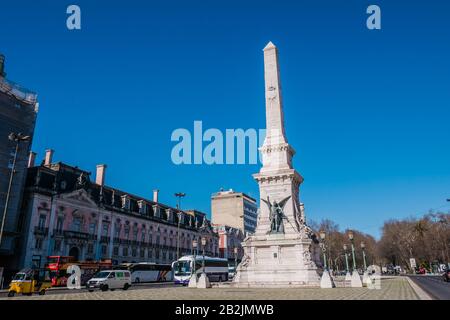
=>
[63,230,97,241]
[131,240,140,247]
[34,226,48,236]
[119,239,131,246]
[53,229,64,237]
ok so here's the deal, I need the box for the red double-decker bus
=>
[47,256,76,271]
[46,256,76,286]
[46,256,112,287]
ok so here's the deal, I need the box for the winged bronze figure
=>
[261,196,291,234]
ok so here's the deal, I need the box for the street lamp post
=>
[176,212,182,260]
[343,244,350,273]
[319,230,334,288]
[0,133,30,247]
[174,193,186,260]
[360,241,370,285]
[192,239,198,277]
[196,236,211,288]
[234,247,238,277]
[319,230,327,270]
[361,242,367,271]
[348,230,362,287]
[188,239,198,288]
[348,231,357,271]
[201,237,206,273]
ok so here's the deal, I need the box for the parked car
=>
[443,269,450,282]
[86,270,131,292]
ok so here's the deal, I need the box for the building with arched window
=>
[17,149,218,271]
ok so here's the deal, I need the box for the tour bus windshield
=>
[173,261,191,276]
[47,257,59,264]
[94,271,111,279]
[47,256,73,264]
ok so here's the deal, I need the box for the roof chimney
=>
[28,151,36,168]
[153,189,159,203]
[0,54,6,78]
[96,164,107,186]
[44,149,54,166]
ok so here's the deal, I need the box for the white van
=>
[87,270,131,292]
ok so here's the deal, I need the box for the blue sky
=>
[1,0,449,238]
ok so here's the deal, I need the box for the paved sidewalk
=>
[1,277,420,300]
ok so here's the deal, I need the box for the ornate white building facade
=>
[18,149,218,270]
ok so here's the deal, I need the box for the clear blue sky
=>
[1,0,449,238]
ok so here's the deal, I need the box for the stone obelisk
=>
[233,42,321,288]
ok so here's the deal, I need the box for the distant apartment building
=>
[0,54,38,272]
[212,224,245,262]
[18,149,219,271]
[211,189,258,234]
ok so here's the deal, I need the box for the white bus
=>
[172,256,229,285]
[114,263,173,283]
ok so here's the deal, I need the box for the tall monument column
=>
[233,42,321,288]
[263,41,287,146]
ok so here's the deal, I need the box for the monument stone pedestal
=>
[234,233,320,288]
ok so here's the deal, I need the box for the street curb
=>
[404,276,433,300]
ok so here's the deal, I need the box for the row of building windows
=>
[36,212,200,245]
[34,235,212,252]
[35,237,216,260]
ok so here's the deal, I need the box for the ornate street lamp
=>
[187,238,199,287]
[318,230,334,288]
[361,242,367,271]
[319,230,327,270]
[192,239,198,277]
[348,230,357,271]
[348,230,363,287]
[174,193,186,260]
[194,236,211,288]
[0,133,31,246]
[343,244,350,274]
[234,247,238,275]
[201,237,207,275]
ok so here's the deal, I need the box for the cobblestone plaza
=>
[2,277,420,300]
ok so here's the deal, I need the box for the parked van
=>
[87,270,131,292]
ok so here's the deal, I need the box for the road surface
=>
[1,277,421,300]
[409,275,450,300]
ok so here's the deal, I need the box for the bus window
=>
[174,261,191,276]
